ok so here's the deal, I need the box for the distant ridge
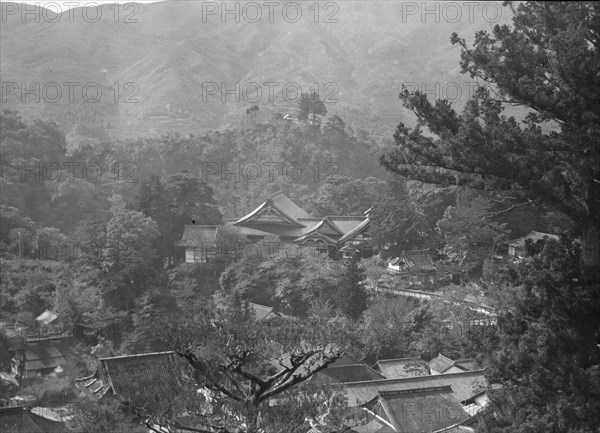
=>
[1,1,517,138]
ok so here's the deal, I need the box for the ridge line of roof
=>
[99,351,174,361]
[433,353,455,362]
[378,385,454,396]
[183,224,220,228]
[376,357,426,364]
[336,369,487,387]
[338,218,370,242]
[248,302,273,310]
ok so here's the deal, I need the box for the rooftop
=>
[338,218,370,243]
[35,310,58,326]
[316,364,386,384]
[400,250,436,271]
[21,337,73,372]
[375,357,430,379]
[508,230,559,246]
[77,351,183,400]
[0,406,64,432]
[339,369,488,407]
[428,354,457,374]
[177,224,219,247]
[100,351,181,398]
[234,192,314,227]
[361,386,470,433]
[428,354,481,374]
[248,302,294,321]
[311,355,385,385]
[182,195,370,248]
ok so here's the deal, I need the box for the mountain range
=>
[1,1,516,139]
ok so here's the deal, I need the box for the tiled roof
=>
[325,216,368,235]
[433,425,475,433]
[429,354,481,374]
[351,418,393,433]
[234,193,314,227]
[339,369,488,406]
[35,310,58,325]
[99,351,181,399]
[224,220,273,237]
[296,218,344,237]
[363,386,470,433]
[249,303,277,320]
[217,198,368,243]
[0,406,64,432]
[248,303,295,321]
[248,225,308,237]
[270,193,315,221]
[312,356,385,384]
[400,250,436,270]
[454,359,480,372]
[293,232,338,245]
[331,354,364,366]
[316,364,386,384]
[177,225,218,247]
[22,338,73,372]
[508,230,559,246]
[428,354,456,373]
[338,218,370,243]
[375,357,430,379]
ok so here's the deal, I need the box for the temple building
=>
[178,192,372,263]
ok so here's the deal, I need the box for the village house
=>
[387,249,439,286]
[248,302,293,321]
[310,355,386,385]
[33,310,63,338]
[507,230,560,258]
[373,357,430,379]
[308,351,490,427]
[73,349,490,430]
[75,351,183,399]
[0,406,64,433]
[357,387,472,433]
[428,354,480,376]
[178,192,372,263]
[11,336,74,379]
[338,368,487,407]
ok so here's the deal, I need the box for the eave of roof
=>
[298,218,345,237]
[338,218,370,243]
[365,386,470,432]
[177,225,219,247]
[293,232,338,245]
[234,193,314,227]
[337,369,488,406]
[428,353,457,373]
[508,230,559,246]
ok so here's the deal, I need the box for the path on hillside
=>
[371,275,497,319]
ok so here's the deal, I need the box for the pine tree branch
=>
[474,200,540,225]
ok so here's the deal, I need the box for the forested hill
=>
[1,1,514,139]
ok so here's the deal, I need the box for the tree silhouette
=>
[380,1,600,276]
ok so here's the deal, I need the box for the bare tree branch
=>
[474,200,540,225]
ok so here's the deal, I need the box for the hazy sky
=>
[18,0,163,10]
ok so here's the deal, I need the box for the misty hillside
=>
[1,1,514,139]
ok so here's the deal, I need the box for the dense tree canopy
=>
[380,1,600,274]
[481,238,600,433]
[128,302,357,433]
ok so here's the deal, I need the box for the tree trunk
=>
[580,221,600,279]
[245,401,259,433]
